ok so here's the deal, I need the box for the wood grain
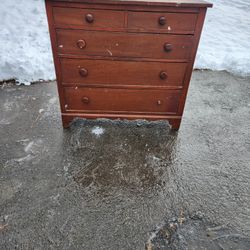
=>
[51,0,213,8]
[56,30,194,60]
[64,87,181,114]
[53,7,125,28]
[60,58,187,87]
[128,11,197,34]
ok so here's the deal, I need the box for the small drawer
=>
[57,30,194,60]
[60,58,187,87]
[53,7,125,29]
[64,87,181,114]
[128,11,197,34]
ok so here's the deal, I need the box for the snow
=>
[91,126,105,137]
[0,0,55,84]
[0,0,250,84]
[195,0,250,77]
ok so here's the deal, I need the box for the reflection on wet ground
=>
[67,119,176,194]
[0,71,250,249]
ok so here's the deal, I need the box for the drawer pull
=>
[76,40,86,49]
[164,43,173,52]
[85,14,94,23]
[159,71,168,80]
[157,100,162,105]
[79,68,88,77]
[82,97,90,104]
[159,16,166,26]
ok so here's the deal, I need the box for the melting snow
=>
[195,0,250,77]
[91,126,105,137]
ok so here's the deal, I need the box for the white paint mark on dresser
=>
[106,49,113,56]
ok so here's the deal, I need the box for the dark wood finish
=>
[56,29,194,60]
[64,87,181,114]
[50,0,201,13]
[60,58,187,87]
[53,7,125,28]
[177,8,207,116]
[52,2,200,15]
[52,0,213,8]
[45,0,212,129]
[128,11,197,34]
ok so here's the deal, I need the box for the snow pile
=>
[0,0,250,84]
[0,0,55,84]
[195,0,250,76]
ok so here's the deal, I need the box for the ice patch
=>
[24,141,34,153]
[0,119,11,125]
[11,139,46,163]
[91,126,105,137]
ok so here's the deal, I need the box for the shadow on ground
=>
[0,70,250,249]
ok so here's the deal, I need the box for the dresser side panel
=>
[177,8,207,116]
[45,0,67,114]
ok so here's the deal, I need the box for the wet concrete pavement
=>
[0,70,250,249]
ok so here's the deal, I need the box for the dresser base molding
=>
[61,113,182,130]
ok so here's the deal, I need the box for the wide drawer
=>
[56,30,194,60]
[60,58,187,87]
[128,11,197,34]
[64,87,181,114]
[53,7,125,29]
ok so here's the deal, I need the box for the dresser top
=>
[51,0,213,8]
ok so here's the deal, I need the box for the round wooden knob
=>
[159,71,168,80]
[157,100,162,105]
[164,43,173,52]
[76,40,86,49]
[82,97,90,104]
[85,14,94,23]
[159,16,166,25]
[79,68,88,77]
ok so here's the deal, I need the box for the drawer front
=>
[128,11,197,34]
[53,7,125,29]
[57,30,194,60]
[64,87,181,114]
[60,58,187,87]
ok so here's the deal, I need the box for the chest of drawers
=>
[45,0,212,130]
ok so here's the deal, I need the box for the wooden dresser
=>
[45,0,212,129]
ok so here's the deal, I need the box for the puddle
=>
[65,118,177,195]
[146,212,250,250]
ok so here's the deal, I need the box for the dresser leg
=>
[169,119,181,130]
[61,115,71,129]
